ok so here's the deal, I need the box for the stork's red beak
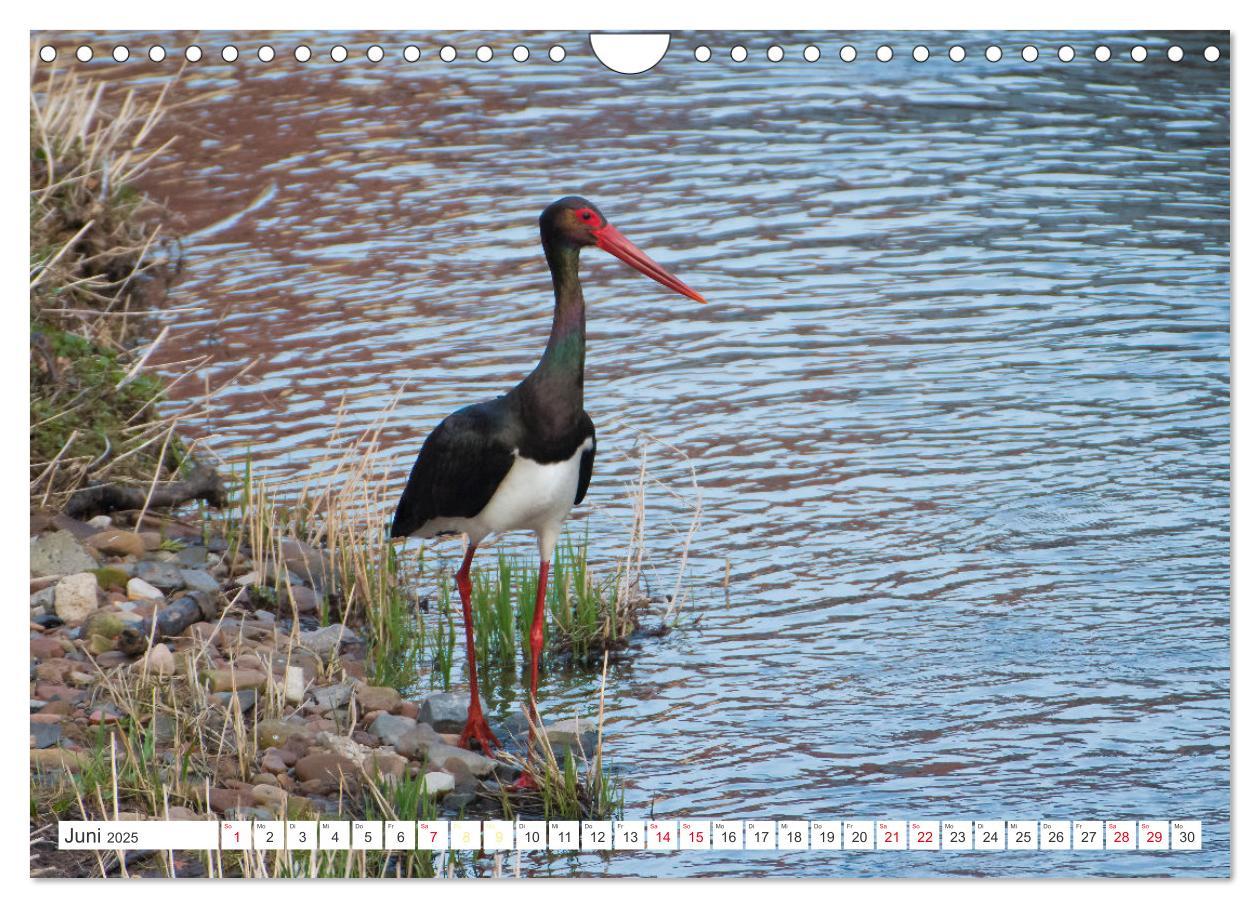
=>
[593,224,707,304]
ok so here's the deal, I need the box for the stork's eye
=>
[580,210,593,221]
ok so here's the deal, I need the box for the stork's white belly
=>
[416,437,592,560]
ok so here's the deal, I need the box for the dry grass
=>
[28,62,216,508]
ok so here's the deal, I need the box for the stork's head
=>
[540,196,707,303]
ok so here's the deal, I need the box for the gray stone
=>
[30,531,98,577]
[425,741,498,778]
[215,689,257,713]
[394,724,445,760]
[30,721,62,749]
[177,546,210,568]
[311,681,354,710]
[367,713,418,750]
[419,692,468,733]
[134,561,186,592]
[30,587,56,613]
[442,791,477,812]
[543,717,599,755]
[53,573,99,623]
[179,568,219,595]
[299,624,359,659]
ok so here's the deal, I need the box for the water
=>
[45,29,1230,876]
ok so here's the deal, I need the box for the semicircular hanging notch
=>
[589,32,672,74]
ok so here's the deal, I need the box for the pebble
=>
[30,531,99,577]
[30,636,67,660]
[53,573,99,623]
[208,668,270,693]
[141,643,176,676]
[419,692,468,733]
[311,681,354,711]
[30,747,88,772]
[280,585,320,614]
[133,560,186,592]
[30,587,56,613]
[126,577,164,601]
[355,684,401,714]
[422,771,455,796]
[85,529,146,558]
[284,666,306,705]
[294,752,359,784]
[180,568,219,595]
[177,546,210,568]
[30,720,62,749]
[368,714,417,750]
[298,624,359,659]
[256,719,306,748]
[87,515,113,529]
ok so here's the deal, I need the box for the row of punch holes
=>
[39,43,1223,66]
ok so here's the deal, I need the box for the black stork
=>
[390,197,706,759]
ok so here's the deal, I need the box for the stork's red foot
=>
[456,712,501,753]
[508,770,538,792]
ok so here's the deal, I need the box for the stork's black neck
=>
[519,237,585,432]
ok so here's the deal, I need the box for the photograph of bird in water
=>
[390,198,706,780]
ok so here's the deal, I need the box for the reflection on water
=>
[43,30,1230,877]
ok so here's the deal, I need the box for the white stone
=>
[284,665,306,705]
[87,515,113,529]
[422,771,455,797]
[53,573,99,623]
[127,577,164,601]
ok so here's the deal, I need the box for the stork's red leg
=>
[509,559,551,791]
[454,543,500,753]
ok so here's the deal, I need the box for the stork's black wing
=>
[575,412,596,506]
[390,398,517,539]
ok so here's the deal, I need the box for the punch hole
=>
[39,46,56,63]
[112,46,129,63]
[476,46,493,62]
[367,45,384,62]
[1204,46,1220,62]
[221,45,239,62]
[1058,46,1074,62]
[549,45,566,62]
[949,45,965,62]
[731,45,748,62]
[590,33,668,73]
[1022,45,1038,62]
[75,46,92,62]
[1094,46,1111,62]
[876,45,893,62]
[803,45,820,62]
[985,46,1002,62]
[1167,46,1183,62]
[404,45,421,62]
[912,45,929,62]
[1131,46,1147,62]
[258,46,275,63]
[694,46,711,62]
[185,46,202,62]
[439,45,456,62]
[512,46,529,62]
[767,45,784,62]
[295,46,312,62]
[330,45,348,62]
[148,46,165,62]
[839,45,857,63]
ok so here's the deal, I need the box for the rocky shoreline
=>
[29,506,597,838]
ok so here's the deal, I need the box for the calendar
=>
[27,12,1231,885]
